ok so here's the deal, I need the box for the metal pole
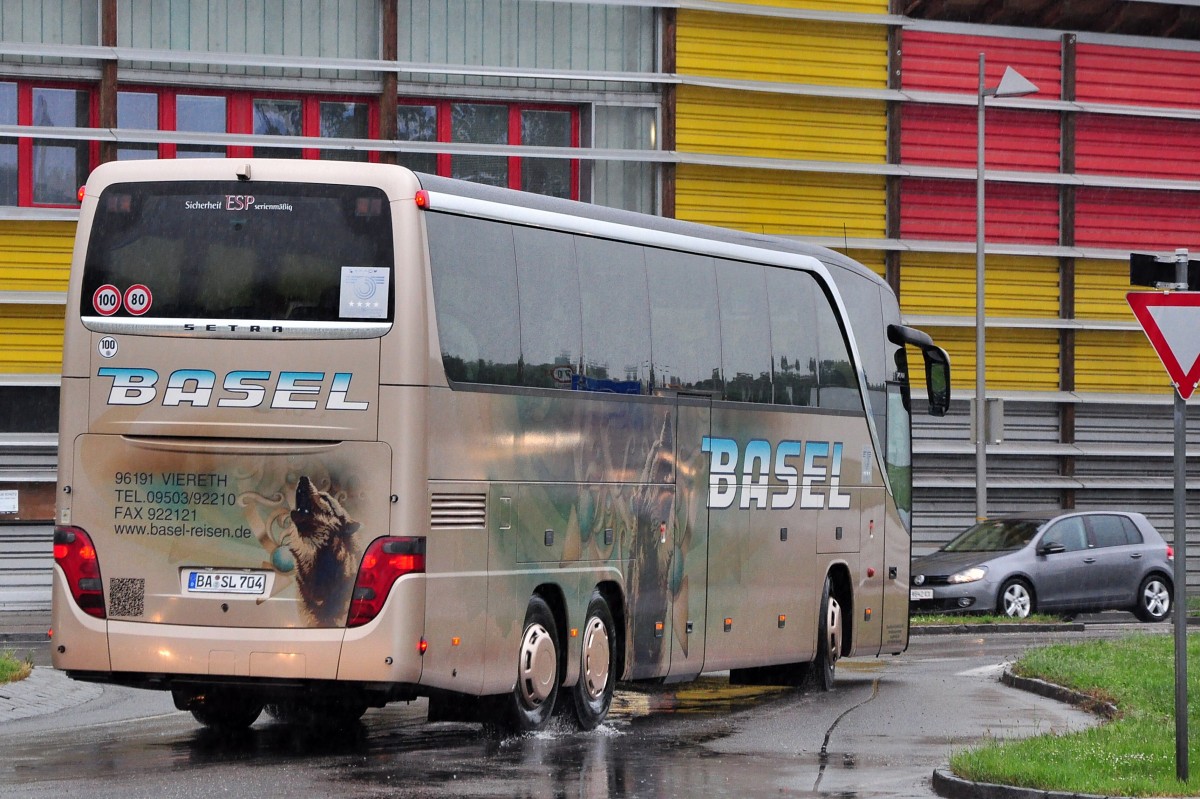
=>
[1173,247,1190,784]
[975,52,987,522]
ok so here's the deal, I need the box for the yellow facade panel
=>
[899,253,1059,320]
[1076,330,1172,395]
[676,86,886,163]
[677,10,888,88]
[0,220,76,293]
[1075,258,1138,321]
[720,0,888,13]
[675,165,885,239]
[928,327,1059,392]
[0,305,65,373]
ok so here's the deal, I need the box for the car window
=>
[1120,516,1144,545]
[1040,518,1087,552]
[942,519,1041,552]
[1088,515,1132,548]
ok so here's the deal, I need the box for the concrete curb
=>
[912,623,1084,636]
[930,668,1125,799]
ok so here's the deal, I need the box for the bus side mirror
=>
[923,346,950,418]
[887,324,952,418]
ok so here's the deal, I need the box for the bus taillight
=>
[347,536,426,628]
[54,526,106,618]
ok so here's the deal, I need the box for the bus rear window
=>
[81,181,394,325]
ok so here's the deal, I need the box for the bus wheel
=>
[811,576,842,692]
[568,591,616,730]
[189,688,264,731]
[506,595,561,733]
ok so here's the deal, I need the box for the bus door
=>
[665,393,712,681]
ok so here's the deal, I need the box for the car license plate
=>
[910,588,934,601]
[186,570,267,595]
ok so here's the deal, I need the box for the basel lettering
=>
[701,436,852,511]
[97,367,369,410]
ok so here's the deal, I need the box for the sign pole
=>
[1173,249,1189,784]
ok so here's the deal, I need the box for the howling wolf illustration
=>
[288,476,361,627]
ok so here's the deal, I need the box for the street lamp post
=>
[975,54,1038,521]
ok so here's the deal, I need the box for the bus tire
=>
[505,595,561,733]
[567,591,616,730]
[810,576,842,692]
[189,688,264,731]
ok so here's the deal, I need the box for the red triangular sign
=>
[1127,291,1200,400]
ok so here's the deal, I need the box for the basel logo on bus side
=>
[701,436,852,512]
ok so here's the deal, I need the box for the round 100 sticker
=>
[92,284,121,316]
[123,284,153,316]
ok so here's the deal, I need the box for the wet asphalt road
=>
[0,622,1154,798]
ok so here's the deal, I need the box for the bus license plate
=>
[910,588,933,601]
[186,570,266,595]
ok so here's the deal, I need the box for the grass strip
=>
[0,650,33,683]
[950,633,1200,797]
[911,613,1063,626]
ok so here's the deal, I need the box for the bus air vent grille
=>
[430,493,487,529]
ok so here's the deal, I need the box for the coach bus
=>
[51,159,949,732]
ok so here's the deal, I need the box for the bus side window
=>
[427,213,521,386]
[575,236,651,394]
[514,227,582,389]
[765,269,819,408]
[715,259,772,404]
[645,248,720,395]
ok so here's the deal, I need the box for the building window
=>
[320,101,369,162]
[399,99,579,199]
[174,94,227,159]
[32,87,92,205]
[0,82,16,206]
[117,91,158,161]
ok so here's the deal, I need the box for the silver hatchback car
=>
[910,511,1174,621]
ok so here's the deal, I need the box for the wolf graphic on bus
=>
[287,475,362,627]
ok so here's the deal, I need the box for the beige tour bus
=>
[52,158,950,732]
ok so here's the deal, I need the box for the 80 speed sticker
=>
[123,284,152,316]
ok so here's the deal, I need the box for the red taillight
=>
[1168,546,1175,561]
[347,536,425,628]
[414,189,430,209]
[54,526,106,618]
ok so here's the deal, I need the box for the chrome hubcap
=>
[826,596,842,664]
[580,616,611,701]
[1003,585,1031,618]
[1144,580,1170,617]
[517,622,556,709]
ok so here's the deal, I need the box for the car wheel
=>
[997,579,1034,619]
[1134,575,1171,623]
[809,575,842,691]
[566,590,617,731]
[502,595,561,733]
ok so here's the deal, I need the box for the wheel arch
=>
[594,580,627,681]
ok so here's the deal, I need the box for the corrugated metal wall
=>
[673,10,888,242]
[0,221,73,293]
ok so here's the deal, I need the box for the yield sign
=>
[1127,291,1200,400]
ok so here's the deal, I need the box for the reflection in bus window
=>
[646,249,720,394]
[716,260,773,404]
[514,227,582,389]
[576,237,650,394]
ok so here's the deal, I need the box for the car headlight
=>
[948,566,987,584]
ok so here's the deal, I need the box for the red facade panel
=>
[1076,44,1200,109]
[1076,188,1200,250]
[899,179,1059,244]
[900,31,1062,100]
[900,104,1059,172]
[1076,115,1200,181]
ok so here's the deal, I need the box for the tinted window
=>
[427,213,520,384]
[1120,516,1144,545]
[83,181,394,323]
[645,249,720,394]
[716,259,772,403]
[514,227,581,389]
[1041,518,1087,552]
[576,237,650,394]
[765,269,819,407]
[943,518,1041,552]
[1089,515,1134,548]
